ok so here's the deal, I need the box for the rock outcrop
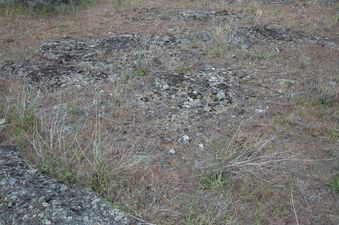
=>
[0,145,137,225]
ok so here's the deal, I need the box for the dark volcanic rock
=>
[0,145,138,225]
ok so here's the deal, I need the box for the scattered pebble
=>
[169,148,176,154]
[179,135,190,145]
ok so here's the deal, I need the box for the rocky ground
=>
[0,145,137,225]
[0,0,338,224]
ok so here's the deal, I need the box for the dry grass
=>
[2,0,335,62]
[1,0,338,224]
[2,81,331,224]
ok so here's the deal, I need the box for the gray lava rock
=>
[0,145,138,225]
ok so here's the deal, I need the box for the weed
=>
[272,7,282,15]
[292,93,308,106]
[90,152,108,194]
[0,0,29,16]
[132,35,164,77]
[122,70,131,81]
[300,56,311,69]
[10,99,38,149]
[1,1,337,224]
[209,24,230,57]
[200,171,232,190]
[126,81,136,91]
[190,38,199,49]
[39,157,77,183]
[255,50,267,60]
[110,94,122,107]
[273,113,294,126]
[63,169,77,183]
[314,94,335,107]
[135,67,148,77]
[105,196,127,212]
[186,193,234,225]
[88,117,109,194]
[111,0,132,12]
[329,174,339,193]
[39,160,57,174]
[0,91,6,120]
[330,127,338,140]
[272,203,287,218]
[175,64,193,75]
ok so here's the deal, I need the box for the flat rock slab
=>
[0,145,138,225]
